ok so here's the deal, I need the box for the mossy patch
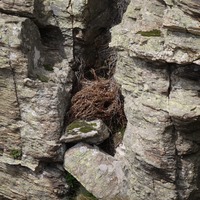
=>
[67,120,97,134]
[10,149,22,159]
[37,74,49,82]
[65,172,98,200]
[65,172,80,189]
[77,186,98,200]
[119,127,126,136]
[0,148,3,156]
[136,29,161,37]
[65,172,80,199]
[43,64,54,71]
[79,127,95,133]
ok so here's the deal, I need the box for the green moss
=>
[119,127,126,136]
[76,185,98,200]
[79,126,95,133]
[65,172,80,189]
[37,74,49,82]
[80,190,97,200]
[67,121,87,131]
[65,172,80,199]
[10,149,22,159]
[65,172,98,200]
[0,149,3,156]
[136,29,161,37]
[43,64,54,71]
[67,120,97,134]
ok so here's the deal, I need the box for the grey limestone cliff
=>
[111,0,200,199]
[0,0,200,200]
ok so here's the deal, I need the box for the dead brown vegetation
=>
[69,77,126,132]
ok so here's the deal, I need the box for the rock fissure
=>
[10,62,22,120]
[62,1,130,199]
[65,1,128,156]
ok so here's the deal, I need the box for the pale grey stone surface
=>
[60,119,110,144]
[64,143,128,200]
[111,0,200,64]
[0,1,73,199]
[1,0,200,200]
[0,0,129,199]
[111,1,200,199]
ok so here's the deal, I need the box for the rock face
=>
[0,0,73,199]
[1,0,200,200]
[0,0,129,199]
[111,0,200,200]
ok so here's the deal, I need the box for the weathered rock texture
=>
[111,0,200,199]
[1,0,200,200]
[0,0,129,199]
[0,0,73,199]
[64,143,127,200]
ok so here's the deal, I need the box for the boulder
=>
[64,143,128,200]
[60,119,110,144]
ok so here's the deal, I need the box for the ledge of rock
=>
[60,119,110,145]
[64,143,128,200]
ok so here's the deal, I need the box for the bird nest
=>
[69,78,126,132]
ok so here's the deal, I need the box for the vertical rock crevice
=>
[65,0,130,155]
[9,60,22,119]
[63,1,130,199]
[166,64,181,199]
[168,63,200,200]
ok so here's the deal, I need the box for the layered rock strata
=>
[111,0,200,199]
[0,0,129,199]
[1,0,200,200]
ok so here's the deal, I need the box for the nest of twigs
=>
[69,77,126,132]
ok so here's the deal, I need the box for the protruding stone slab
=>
[64,143,127,200]
[60,120,110,144]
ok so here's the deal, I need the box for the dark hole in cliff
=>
[188,190,200,200]
[39,25,65,48]
[0,195,10,200]
[39,25,66,68]
[175,64,200,81]
[0,147,3,156]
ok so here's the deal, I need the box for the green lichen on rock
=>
[10,149,22,159]
[119,126,126,136]
[76,186,98,200]
[36,74,49,82]
[137,29,161,37]
[67,120,97,134]
[0,148,3,156]
[79,126,95,133]
[65,172,97,200]
[43,64,54,71]
[65,172,80,189]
